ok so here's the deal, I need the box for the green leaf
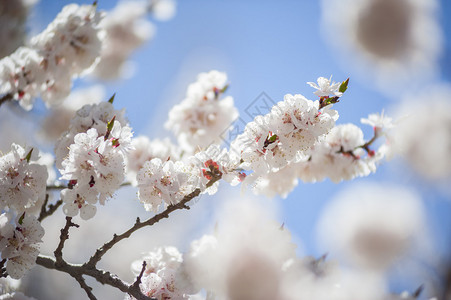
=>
[220,84,229,94]
[24,148,33,163]
[18,212,25,225]
[104,116,116,140]
[107,116,116,132]
[339,78,349,93]
[268,134,278,143]
[108,93,116,104]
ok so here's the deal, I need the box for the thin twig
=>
[85,175,222,268]
[36,176,221,299]
[46,182,132,191]
[74,275,97,300]
[0,93,13,108]
[38,196,63,222]
[54,217,79,265]
[0,258,7,278]
[128,261,147,297]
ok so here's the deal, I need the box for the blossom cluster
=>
[166,70,239,153]
[241,79,392,198]
[0,213,44,280]
[137,158,199,212]
[0,4,103,110]
[125,136,180,186]
[125,194,432,300]
[393,86,451,180]
[59,119,133,220]
[0,144,48,214]
[0,145,47,280]
[92,1,154,79]
[231,93,337,177]
[136,144,243,212]
[55,101,127,169]
[126,246,194,300]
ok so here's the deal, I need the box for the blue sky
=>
[31,0,451,296]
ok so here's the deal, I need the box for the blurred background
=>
[1,0,450,299]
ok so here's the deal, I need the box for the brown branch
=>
[85,175,222,269]
[0,258,7,278]
[54,217,79,265]
[38,195,63,222]
[0,93,13,108]
[128,261,147,297]
[74,275,97,300]
[46,182,132,191]
[36,255,153,300]
[36,176,221,299]
[335,129,381,158]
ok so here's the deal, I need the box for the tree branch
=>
[74,275,97,300]
[36,255,153,300]
[36,176,221,299]
[0,258,7,278]
[38,195,63,222]
[46,182,132,191]
[0,93,13,108]
[128,261,147,297]
[85,175,222,268]
[54,217,79,265]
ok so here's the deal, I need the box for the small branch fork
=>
[54,217,79,265]
[36,175,222,299]
[38,194,63,222]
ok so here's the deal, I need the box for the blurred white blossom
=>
[321,0,443,90]
[317,183,427,270]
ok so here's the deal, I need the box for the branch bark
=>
[54,217,79,265]
[85,175,221,268]
[36,176,222,299]
[74,275,97,300]
[36,255,153,300]
[38,195,63,222]
[0,93,13,108]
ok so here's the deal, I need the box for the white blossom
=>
[317,183,427,270]
[30,4,103,75]
[59,121,133,219]
[190,144,244,194]
[0,213,44,279]
[137,158,199,212]
[127,246,194,300]
[40,85,105,141]
[183,200,297,299]
[307,76,343,97]
[297,123,384,183]
[55,101,127,169]
[252,163,299,199]
[150,0,177,21]
[166,70,239,153]
[0,144,48,214]
[0,4,103,109]
[393,86,451,180]
[92,1,155,79]
[125,136,180,186]
[361,110,394,136]
[0,47,44,110]
[321,0,443,90]
[231,92,337,176]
